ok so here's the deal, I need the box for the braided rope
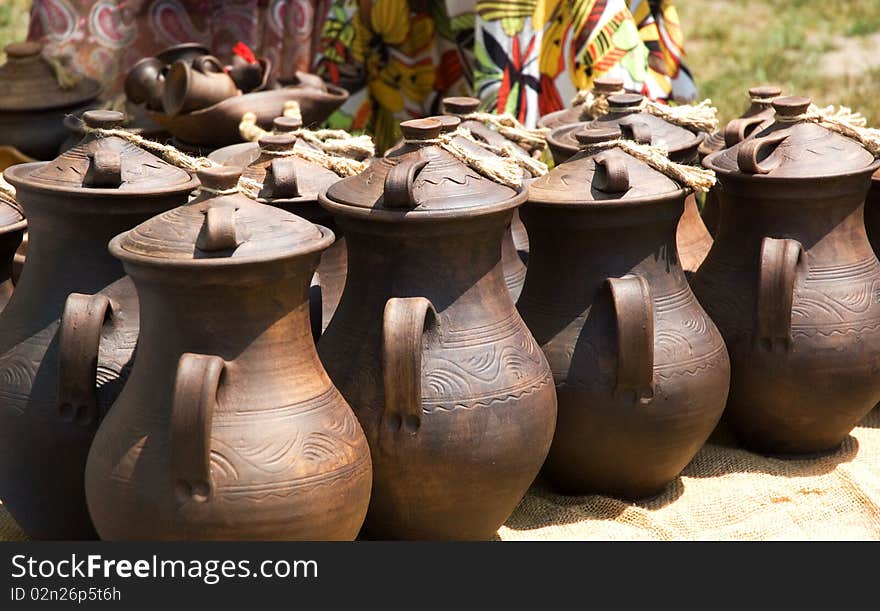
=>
[775,104,880,155]
[44,55,81,90]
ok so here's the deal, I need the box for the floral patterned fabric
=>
[25,0,330,96]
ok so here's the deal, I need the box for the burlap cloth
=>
[3,409,879,541]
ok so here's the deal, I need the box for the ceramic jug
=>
[318,118,557,540]
[85,167,371,540]
[0,193,25,312]
[0,110,198,539]
[547,93,712,277]
[162,55,240,117]
[240,119,345,334]
[695,97,880,453]
[699,86,781,236]
[0,42,101,159]
[520,127,730,498]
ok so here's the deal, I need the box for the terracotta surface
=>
[319,118,557,540]
[696,97,880,454]
[0,110,198,539]
[536,77,626,131]
[85,167,371,540]
[0,197,25,313]
[520,127,729,498]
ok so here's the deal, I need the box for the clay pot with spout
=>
[0,42,101,160]
[520,127,730,498]
[0,110,199,539]
[318,118,557,540]
[240,118,346,335]
[699,86,781,237]
[695,97,880,454]
[85,167,371,540]
[162,55,240,117]
[546,93,712,277]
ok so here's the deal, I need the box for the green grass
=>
[0,0,29,51]
[678,0,880,125]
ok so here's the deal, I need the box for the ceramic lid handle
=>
[199,206,241,252]
[171,353,224,503]
[193,55,225,74]
[618,118,652,145]
[4,41,43,59]
[756,237,803,350]
[83,149,122,188]
[593,151,630,193]
[723,115,767,148]
[273,116,303,132]
[592,76,625,94]
[737,133,788,174]
[266,157,299,199]
[442,96,481,115]
[57,293,113,428]
[606,275,654,404]
[380,297,436,452]
[384,156,428,209]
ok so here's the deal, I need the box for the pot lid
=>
[700,86,781,156]
[240,118,340,203]
[537,77,626,130]
[113,166,329,264]
[586,93,702,159]
[0,194,25,230]
[441,96,526,151]
[0,42,101,112]
[704,97,877,179]
[322,118,523,219]
[10,110,195,194]
[529,127,684,205]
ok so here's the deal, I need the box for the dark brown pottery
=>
[86,167,371,540]
[700,86,781,237]
[520,127,729,498]
[0,110,198,539]
[318,118,557,540]
[155,43,212,66]
[124,57,165,111]
[536,76,626,131]
[441,97,531,270]
[696,96,880,454]
[60,103,170,153]
[867,170,880,256]
[162,55,240,117]
[0,42,101,160]
[150,83,349,149]
[240,125,345,334]
[0,195,25,313]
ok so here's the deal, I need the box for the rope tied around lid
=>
[455,127,548,178]
[44,54,81,91]
[775,104,880,156]
[571,88,626,117]
[0,175,23,215]
[579,139,716,193]
[455,111,549,153]
[603,97,719,132]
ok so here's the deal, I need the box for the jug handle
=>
[723,115,767,148]
[618,119,652,145]
[756,237,803,350]
[737,133,788,174]
[266,157,299,199]
[606,275,654,403]
[594,152,630,193]
[193,55,226,74]
[83,150,122,188]
[384,157,428,209]
[170,352,224,503]
[57,293,113,426]
[381,297,436,440]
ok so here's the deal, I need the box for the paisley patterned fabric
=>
[26,0,331,95]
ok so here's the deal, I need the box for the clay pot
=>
[0,110,199,539]
[162,55,240,117]
[695,97,880,454]
[318,118,557,540]
[699,86,781,237]
[537,76,626,130]
[124,57,165,111]
[0,42,101,160]
[155,43,211,66]
[867,170,880,255]
[150,75,349,149]
[546,94,712,276]
[240,122,346,335]
[520,127,729,498]
[228,56,274,93]
[0,196,25,313]
[60,103,170,153]
[85,167,371,540]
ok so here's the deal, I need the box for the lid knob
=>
[82,110,126,130]
[575,127,622,146]
[4,41,43,59]
[443,97,481,115]
[258,132,297,151]
[749,85,782,101]
[197,166,242,193]
[606,93,644,111]
[400,118,442,142]
[273,116,302,132]
[432,115,461,134]
[772,96,812,118]
[593,77,625,95]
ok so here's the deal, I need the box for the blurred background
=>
[2,0,878,125]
